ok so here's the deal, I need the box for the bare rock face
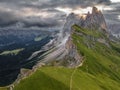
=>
[83,7,107,31]
[64,37,83,68]
[62,13,79,37]
[63,7,108,36]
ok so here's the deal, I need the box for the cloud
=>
[0,0,119,30]
[22,17,62,28]
[0,5,64,28]
[0,10,19,27]
[0,0,68,29]
[0,14,62,28]
[110,0,120,3]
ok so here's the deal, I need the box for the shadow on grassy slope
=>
[14,70,69,90]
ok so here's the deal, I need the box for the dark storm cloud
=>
[0,0,119,29]
[22,17,62,28]
[0,0,111,10]
[103,2,120,25]
[42,0,110,8]
[16,0,111,11]
[0,14,62,28]
[0,4,64,28]
[0,0,67,28]
[0,10,20,27]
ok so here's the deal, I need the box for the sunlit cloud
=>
[110,0,120,3]
[103,6,114,11]
[0,4,57,19]
[95,5,115,11]
[7,7,56,18]
[0,7,11,12]
[118,15,120,19]
[55,7,92,15]
[55,7,72,15]
[55,5,115,15]
[21,8,52,18]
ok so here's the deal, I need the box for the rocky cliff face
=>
[63,7,108,36]
[62,13,79,37]
[64,37,83,68]
[82,7,107,31]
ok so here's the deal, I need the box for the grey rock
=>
[63,7,108,36]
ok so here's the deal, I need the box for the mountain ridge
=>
[61,6,109,67]
[63,7,108,37]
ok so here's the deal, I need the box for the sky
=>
[0,0,120,31]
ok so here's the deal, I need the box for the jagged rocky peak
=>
[63,6,108,35]
[80,6,107,31]
[67,13,76,20]
[63,12,79,36]
[92,6,101,14]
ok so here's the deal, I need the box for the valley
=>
[0,30,54,86]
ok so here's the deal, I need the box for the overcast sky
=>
[0,0,120,31]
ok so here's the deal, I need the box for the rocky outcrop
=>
[83,7,107,31]
[63,7,108,36]
[64,37,83,68]
[62,13,79,37]
[8,63,46,90]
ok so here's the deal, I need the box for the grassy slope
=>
[0,87,7,90]
[0,48,24,55]
[13,25,120,90]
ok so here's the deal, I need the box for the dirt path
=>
[69,61,84,90]
[70,67,77,90]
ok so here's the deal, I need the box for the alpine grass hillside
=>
[0,88,7,90]
[13,23,120,90]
